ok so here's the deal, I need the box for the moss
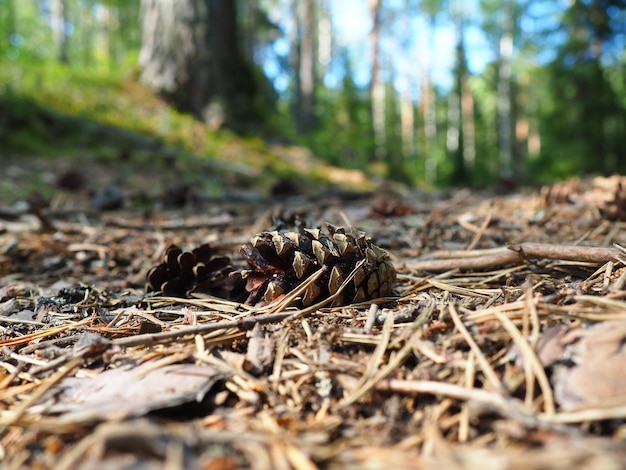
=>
[0,60,365,205]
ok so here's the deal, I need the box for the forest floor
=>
[1,155,626,469]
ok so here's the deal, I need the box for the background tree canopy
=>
[1,0,625,189]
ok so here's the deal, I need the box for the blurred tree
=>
[240,0,260,63]
[384,71,408,182]
[478,0,529,185]
[419,0,444,184]
[294,0,317,133]
[369,0,386,161]
[447,4,475,185]
[1,0,16,56]
[538,0,626,176]
[78,0,94,65]
[496,0,514,180]
[139,0,259,130]
[51,0,70,63]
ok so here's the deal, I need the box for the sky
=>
[262,0,626,97]
[263,0,495,95]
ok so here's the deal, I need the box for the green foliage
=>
[298,66,375,172]
[2,0,626,191]
[531,0,626,178]
[0,57,356,202]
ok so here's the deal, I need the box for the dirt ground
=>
[1,162,626,469]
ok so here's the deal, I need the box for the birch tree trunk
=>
[497,0,514,179]
[420,14,438,183]
[139,0,258,130]
[447,10,463,183]
[369,0,386,161]
[51,0,69,63]
[295,0,316,133]
[399,76,415,162]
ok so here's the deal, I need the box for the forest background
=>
[1,0,626,194]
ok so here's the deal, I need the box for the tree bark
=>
[369,0,386,161]
[139,0,257,130]
[79,1,94,65]
[497,0,514,179]
[399,76,415,162]
[419,13,438,184]
[449,6,474,185]
[295,0,316,133]
[461,73,475,176]
[51,0,70,63]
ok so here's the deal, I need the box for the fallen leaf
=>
[45,362,222,423]
[552,320,626,409]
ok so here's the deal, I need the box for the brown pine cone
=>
[240,224,396,307]
[146,244,240,299]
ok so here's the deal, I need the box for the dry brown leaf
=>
[44,362,222,423]
[553,320,626,409]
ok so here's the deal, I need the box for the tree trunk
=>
[369,0,386,161]
[419,72,437,183]
[79,1,94,65]
[419,12,438,184]
[447,8,464,184]
[51,0,69,63]
[241,0,257,63]
[317,0,332,78]
[514,73,530,181]
[399,76,415,163]
[139,0,257,130]
[295,0,316,133]
[461,74,475,176]
[3,0,16,54]
[497,0,514,179]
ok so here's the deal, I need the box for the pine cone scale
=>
[146,243,243,299]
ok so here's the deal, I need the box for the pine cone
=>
[240,224,396,307]
[146,244,239,299]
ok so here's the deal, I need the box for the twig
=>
[459,350,475,443]
[0,356,83,431]
[508,243,622,263]
[407,242,622,273]
[407,250,522,272]
[492,309,556,415]
[339,326,415,408]
[428,280,491,299]
[448,304,504,394]
[541,401,626,424]
[355,377,574,432]
[113,311,297,348]
[0,319,92,348]
[420,246,511,260]
[465,204,494,251]
[363,304,379,333]
[359,313,394,385]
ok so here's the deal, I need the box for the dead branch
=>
[406,249,522,272]
[508,242,622,264]
[406,243,623,273]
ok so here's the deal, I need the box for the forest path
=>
[1,169,626,469]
